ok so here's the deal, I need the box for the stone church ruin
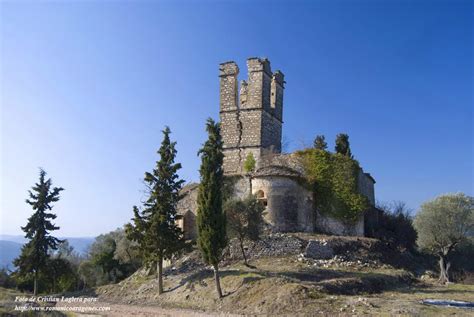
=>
[177,58,377,239]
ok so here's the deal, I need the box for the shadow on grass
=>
[165,265,415,296]
[398,287,474,295]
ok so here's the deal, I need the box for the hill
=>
[63,233,473,316]
[1,233,473,316]
[0,241,22,270]
[0,235,95,269]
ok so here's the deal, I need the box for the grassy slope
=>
[2,232,473,316]
[95,256,474,316]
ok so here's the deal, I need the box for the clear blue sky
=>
[1,0,472,237]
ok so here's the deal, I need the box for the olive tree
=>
[414,193,474,284]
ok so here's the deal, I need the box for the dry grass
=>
[91,256,474,316]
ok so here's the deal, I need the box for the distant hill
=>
[64,237,95,254]
[0,235,27,244]
[0,235,95,269]
[0,241,22,270]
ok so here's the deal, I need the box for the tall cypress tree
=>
[197,118,227,299]
[125,127,184,294]
[335,133,353,158]
[14,169,64,295]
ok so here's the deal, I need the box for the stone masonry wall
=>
[357,169,375,205]
[219,58,284,175]
[219,61,241,174]
[240,110,262,147]
[315,212,365,237]
[271,71,284,121]
[261,111,282,152]
[251,176,314,232]
[220,111,240,149]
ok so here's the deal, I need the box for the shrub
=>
[414,193,473,284]
[296,148,368,223]
[0,268,16,289]
[371,201,417,251]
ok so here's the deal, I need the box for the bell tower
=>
[219,58,285,174]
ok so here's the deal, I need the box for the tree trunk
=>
[157,258,164,294]
[438,255,451,284]
[33,271,38,295]
[213,264,223,299]
[239,237,248,266]
[248,175,252,196]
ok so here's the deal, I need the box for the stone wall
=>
[240,110,262,147]
[251,176,314,232]
[219,62,239,112]
[357,169,375,205]
[261,111,282,152]
[244,58,272,110]
[231,175,252,199]
[315,212,365,237]
[220,111,240,149]
[219,57,284,175]
[223,147,263,175]
[219,61,241,174]
[259,153,306,175]
[270,71,284,121]
[176,183,199,240]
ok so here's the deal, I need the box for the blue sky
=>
[1,0,472,237]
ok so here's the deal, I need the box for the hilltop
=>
[43,233,474,316]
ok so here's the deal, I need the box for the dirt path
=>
[63,301,243,317]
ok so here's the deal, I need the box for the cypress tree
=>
[313,135,328,150]
[125,127,185,294]
[335,133,353,158]
[197,118,227,298]
[14,169,64,295]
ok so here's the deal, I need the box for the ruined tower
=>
[219,58,285,174]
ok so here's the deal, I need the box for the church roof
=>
[252,165,302,178]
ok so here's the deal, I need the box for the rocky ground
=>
[2,233,473,316]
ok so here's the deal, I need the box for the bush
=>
[450,240,474,283]
[296,148,368,223]
[81,228,142,287]
[370,201,417,251]
[0,268,16,289]
[225,195,265,266]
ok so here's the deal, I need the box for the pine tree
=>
[313,135,328,150]
[335,133,353,158]
[14,169,64,295]
[125,127,185,294]
[197,118,227,298]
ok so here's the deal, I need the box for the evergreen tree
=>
[313,135,328,150]
[125,127,185,294]
[335,133,352,158]
[197,118,227,298]
[13,169,64,295]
